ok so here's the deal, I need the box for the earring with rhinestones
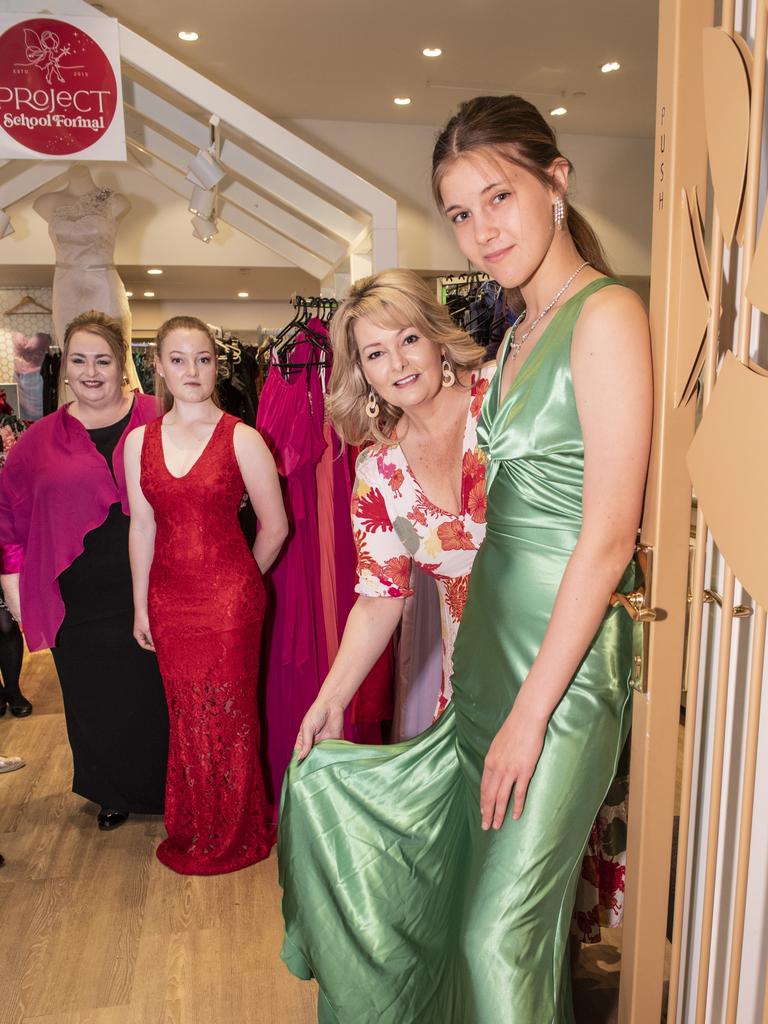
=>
[553,196,565,230]
[365,387,380,419]
[64,378,69,385]
[441,355,456,388]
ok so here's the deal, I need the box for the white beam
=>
[124,112,346,264]
[123,78,362,243]
[127,145,330,280]
[0,161,72,209]
[116,27,397,226]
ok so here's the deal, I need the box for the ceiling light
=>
[0,210,13,239]
[178,31,198,42]
[125,291,133,298]
[601,61,621,74]
[147,268,163,275]
[188,184,216,218]
[394,97,412,106]
[550,106,567,117]
[191,214,219,243]
[422,47,442,58]
[186,149,225,190]
[143,291,155,298]
[237,291,249,298]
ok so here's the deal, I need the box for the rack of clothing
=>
[439,273,513,359]
[256,294,393,805]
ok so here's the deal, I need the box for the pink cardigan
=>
[0,394,159,651]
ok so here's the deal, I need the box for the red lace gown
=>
[140,413,273,874]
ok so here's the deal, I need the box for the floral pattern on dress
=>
[352,366,495,713]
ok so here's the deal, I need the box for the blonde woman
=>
[291,269,492,753]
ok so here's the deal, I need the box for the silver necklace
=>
[508,261,589,360]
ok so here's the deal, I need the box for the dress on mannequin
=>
[33,165,140,395]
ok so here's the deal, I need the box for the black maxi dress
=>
[51,408,169,814]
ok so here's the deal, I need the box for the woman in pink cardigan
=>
[0,311,169,832]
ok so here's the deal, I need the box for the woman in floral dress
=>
[293,269,490,753]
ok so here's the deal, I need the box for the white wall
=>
[290,119,655,277]
[0,121,654,312]
[1,161,292,268]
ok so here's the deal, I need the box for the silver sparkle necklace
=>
[508,261,589,360]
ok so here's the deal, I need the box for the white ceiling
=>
[96,0,659,138]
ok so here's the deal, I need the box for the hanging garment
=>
[256,339,329,804]
[328,432,394,742]
[279,280,637,1023]
[392,568,444,741]
[140,413,273,874]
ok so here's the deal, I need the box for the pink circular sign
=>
[0,18,118,155]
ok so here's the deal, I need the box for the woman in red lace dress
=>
[124,316,287,875]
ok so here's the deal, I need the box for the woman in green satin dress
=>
[279,95,653,1024]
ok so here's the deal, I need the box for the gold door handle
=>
[687,589,753,618]
[610,587,659,622]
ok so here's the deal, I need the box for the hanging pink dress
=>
[256,337,329,803]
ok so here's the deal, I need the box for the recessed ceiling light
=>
[601,61,621,74]
[147,267,163,275]
[422,47,442,58]
[237,291,249,298]
[178,31,198,42]
[143,291,155,298]
[394,97,412,106]
[125,291,133,298]
[550,106,567,117]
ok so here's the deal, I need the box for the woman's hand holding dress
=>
[295,701,345,760]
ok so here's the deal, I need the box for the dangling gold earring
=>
[122,374,129,385]
[365,387,380,419]
[441,356,456,388]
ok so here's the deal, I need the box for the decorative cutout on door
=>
[702,28,751,247]
[687,351,768,608]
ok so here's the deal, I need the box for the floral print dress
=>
[351,367,494,716]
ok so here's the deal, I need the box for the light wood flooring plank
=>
[2,651,316,1024]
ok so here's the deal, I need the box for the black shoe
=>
[0,692,6,717]
[0,853,5,868]
[97,809,129,831]
[7,694,32,718]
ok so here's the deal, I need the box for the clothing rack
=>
[439,274,510,357]
[271,294,336,372]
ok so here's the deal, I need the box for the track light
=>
[0,210,13,239]
[188,184,216,218]
[186,149,225,190]
[191,214,219,242]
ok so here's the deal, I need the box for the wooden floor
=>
[1,650,625,1024]
[0,650,316,1024]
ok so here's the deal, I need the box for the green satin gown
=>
[279,277,636,1023]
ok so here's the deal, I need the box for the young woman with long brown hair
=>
[279,95,652,1023]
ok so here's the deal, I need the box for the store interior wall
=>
[0,120,653,335]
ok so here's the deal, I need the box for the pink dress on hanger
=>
[256,335,329,804]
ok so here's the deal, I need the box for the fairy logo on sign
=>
[16,27,85,85]
[0,18,118,155]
